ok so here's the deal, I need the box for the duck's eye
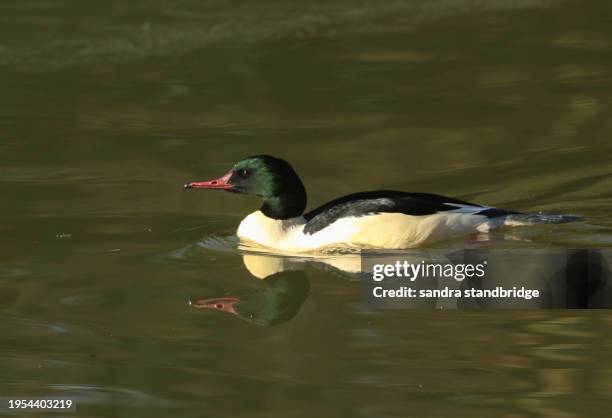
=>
[238,169,250,178]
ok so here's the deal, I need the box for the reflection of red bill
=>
[192,297,240,315]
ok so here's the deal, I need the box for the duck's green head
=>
[184,155,307,219]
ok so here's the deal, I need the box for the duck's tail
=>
[503,212,585,226]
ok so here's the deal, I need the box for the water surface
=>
[1,0,612,417]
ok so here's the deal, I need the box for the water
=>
[1,0,612,416]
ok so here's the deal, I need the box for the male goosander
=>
[184,155,581,253]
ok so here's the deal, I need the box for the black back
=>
[302,190,518,235]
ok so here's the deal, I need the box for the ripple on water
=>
[196,235,240,253]
[47,384,175,408]
[0,316,96,340]
[0,266,30,283]
[157,234,239,263]
[59,294,103,306]
[165,233,364,260]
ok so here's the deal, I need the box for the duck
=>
[184,155,582,253]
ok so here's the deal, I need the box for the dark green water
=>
[2,1,612,417]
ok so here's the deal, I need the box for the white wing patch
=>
[444,203,489,215]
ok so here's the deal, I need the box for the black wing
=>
[302,190,516,235]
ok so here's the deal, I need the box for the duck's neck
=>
[260,188,307,220]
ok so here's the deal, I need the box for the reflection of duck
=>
[185,155,582,253]
[192,254,310,326]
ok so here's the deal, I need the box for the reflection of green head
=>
[193,270,310,326]
[234,271,310,326]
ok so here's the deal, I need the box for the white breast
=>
[236,210,500,254]
[237,211,306,251]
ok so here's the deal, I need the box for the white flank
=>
[236,210,504,253]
